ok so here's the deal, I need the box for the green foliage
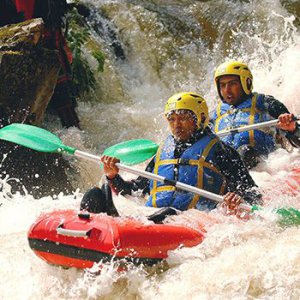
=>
[66,6,105,96]
[92,50,105,72]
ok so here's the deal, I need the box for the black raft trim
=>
[28,238,162,266]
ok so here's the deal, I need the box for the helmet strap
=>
[246,78,252,91]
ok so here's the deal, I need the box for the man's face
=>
[166,110,197,141]
[218,75,244,106]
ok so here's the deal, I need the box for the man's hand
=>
[222,192,244,211]
[100,155,120,179]
[277,113,296,132]
[221,192,250,219]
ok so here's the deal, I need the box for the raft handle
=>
[78,212,91,220]
[56,224,91,237]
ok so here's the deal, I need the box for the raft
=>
[28,209,205,269]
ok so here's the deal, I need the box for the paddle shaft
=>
[75,150,252,212]
[1,124,299,224]
[217,116,300,138]
[116,162,252,212]
[75,150,222,202]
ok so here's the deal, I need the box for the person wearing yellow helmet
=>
[80,92,261,220]
[212,61,299,168]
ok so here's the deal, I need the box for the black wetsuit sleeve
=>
[285,124,300,148]
[213,142,262,205]
[262,95,300,147]
[262,95,290,118]
[107,157,155,196]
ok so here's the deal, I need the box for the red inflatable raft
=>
[28,210,205,269]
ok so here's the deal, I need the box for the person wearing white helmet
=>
[80,92,261,221]
[212,61,299,168]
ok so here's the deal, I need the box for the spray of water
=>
[1,0,300,299]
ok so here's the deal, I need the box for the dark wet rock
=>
[0,19,74,197]
[0,18,60,126]
[0,141,74,198]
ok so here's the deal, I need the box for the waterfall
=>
[1,1,300,299]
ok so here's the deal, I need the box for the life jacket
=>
[145,134,227,211]
[212,93,276,155]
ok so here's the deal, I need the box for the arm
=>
[262,95,290,118]
[284,124,300,148]
[262,96,300,147]
[277,113,300,148]
[103,155,154,196]
[214,142,262,205]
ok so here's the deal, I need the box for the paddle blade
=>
[103,139,158,165]
[276,207,300,227]
[0,124,76,154]
[251,205,300,226]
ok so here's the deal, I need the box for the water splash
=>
[1,0,300,299]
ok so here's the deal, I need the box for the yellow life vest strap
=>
[151,144,163,207]
[151,145,179,206]
[188,138,225,209]
[248,94,257,146]
[215,101,226,132]
[150,185,176,195]
[157,159,178,165]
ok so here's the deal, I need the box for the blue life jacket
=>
[212,93,276,155]
[145,134,227,211]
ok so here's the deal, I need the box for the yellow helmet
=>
[164,92,209,129]
[214,61,253,98]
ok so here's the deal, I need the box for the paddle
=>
[0,123,158,166]
[105,117,300,158]
[107,164,300,226]
[217,116,300,138]
[0,124,299,226]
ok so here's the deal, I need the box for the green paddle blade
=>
[0,123,76,154]
[251,205,300,226]
[276,208,300,227]
[103,139,158,165]
[0,124,157,165]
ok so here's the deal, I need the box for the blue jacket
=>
[145,134,227,211]
[212,93,276,155]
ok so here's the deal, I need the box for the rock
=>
[0,18,60,126]
[0,19,75,197]
[0,141,74,198]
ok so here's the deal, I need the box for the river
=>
[1,0,300,299]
